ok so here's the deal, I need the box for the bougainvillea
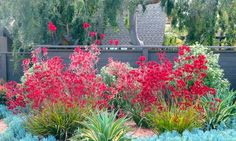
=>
[4,45,109,110]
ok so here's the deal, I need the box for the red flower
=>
[95,40,101,45]
[109,39,113,45]
[83,22,90,29]
[100,34,105,40]
[48,22,57,32]
[89,32,97,37]
[139,56,146,62]
[22,59,30,67]
[42,47,48,56]
[213,98,222,103]
[114,39,120,46]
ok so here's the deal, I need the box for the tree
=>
[161,0,236,46]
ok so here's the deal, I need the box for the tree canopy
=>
[162,0,236,46]
[0,0,235,52]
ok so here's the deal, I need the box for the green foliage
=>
[25,101,88,140]
[217,0,236,46]
[0,81,6,106]
[0,91,6,106]
[100,68,116,88]
[71,111,130,141]
[146,106,203,134]
[163,0,236,45]
[0,0,103,51]
[202,88,236,129]
[163,34,183,46]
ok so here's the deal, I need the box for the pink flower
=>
[42,47,48,56]
[89,32,97,37]
[109,39,113,45]
[48,22,57,32]
[114,39,119,46]
[83,22,90,29]
[100,34,105,40]
[95,40,101,45]
[139,56,146,62]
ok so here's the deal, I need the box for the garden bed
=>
[0,44,235,141]
[0,105,236,141]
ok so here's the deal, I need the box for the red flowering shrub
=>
[105,45,216,127]
[100,58,139,113]
[4,45,109,110]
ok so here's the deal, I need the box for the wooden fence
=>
[0,42,236,89]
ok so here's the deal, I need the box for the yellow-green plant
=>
[146,106,203,134]
[71,111,130,141]
[25,101,89,140]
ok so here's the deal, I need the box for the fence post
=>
[142,47,149,61]
[0,36,8,81]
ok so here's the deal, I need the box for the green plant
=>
[163,33,184,46]
[0,88,6,106]
[202,89,236,129]
[25,101,88,140]
[71,111,130,141]
[146,106,203,134]
[0,81,7,105]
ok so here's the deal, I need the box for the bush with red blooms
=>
[4,45,109,110]
[105,45,216,125]
[100,58,139,116]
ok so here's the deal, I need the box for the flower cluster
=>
[107,45,216,114]
[5,45,109,110]
[48,22,57,33]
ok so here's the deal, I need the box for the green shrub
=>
[71,111,130,141]
[25,101,88,140]
[146,106,203,134]
[202,88,236,129]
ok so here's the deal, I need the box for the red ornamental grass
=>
[48,22,57,32]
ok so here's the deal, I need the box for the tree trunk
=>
[129,0,160,45]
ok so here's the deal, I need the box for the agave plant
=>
[70,111,130,141]
[202,88,236,129]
